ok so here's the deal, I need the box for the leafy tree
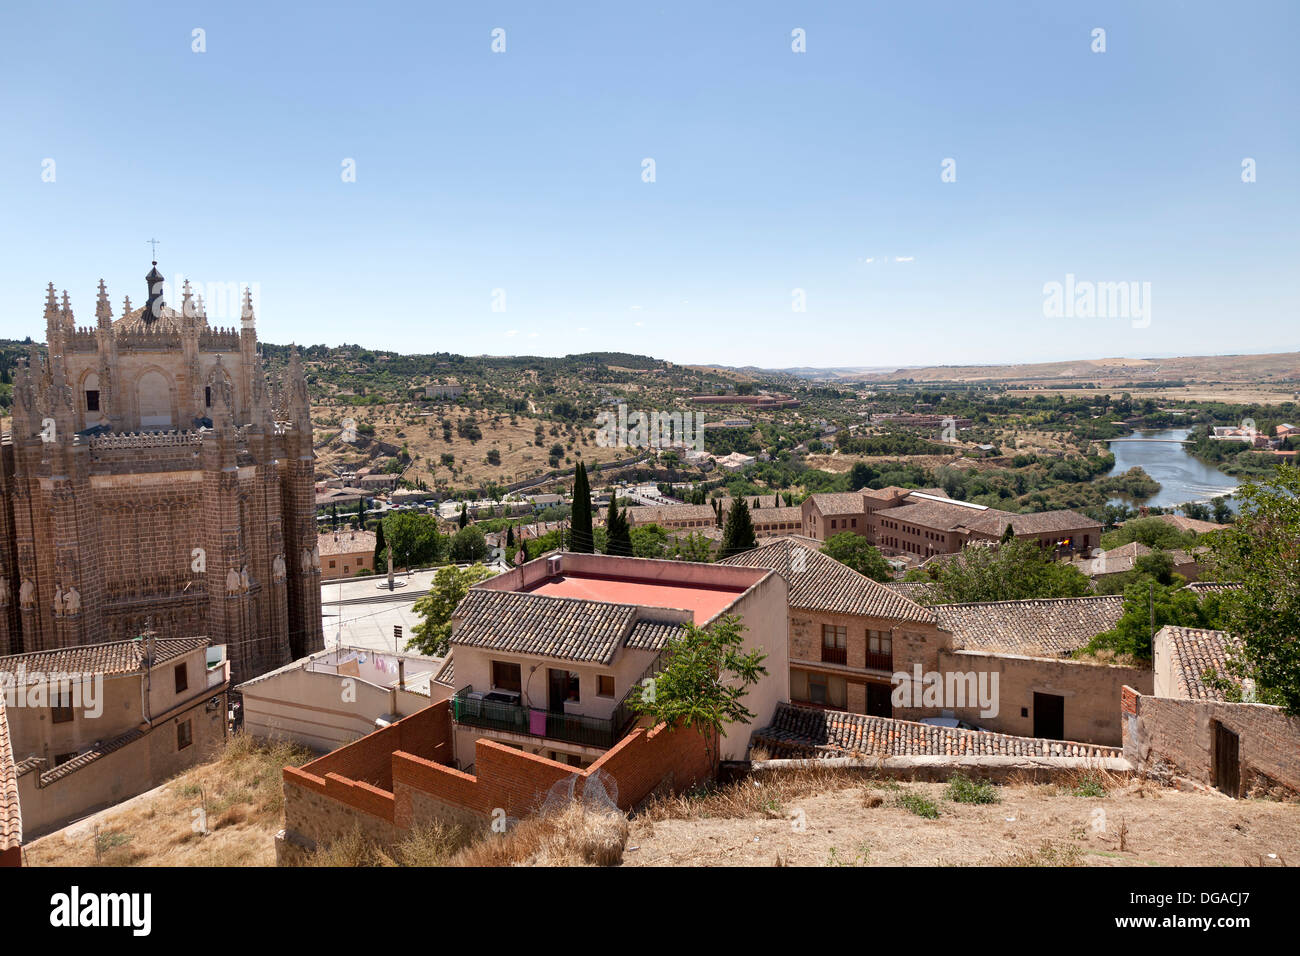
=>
[406,563,495,656]
[1085,579,1224,660]
[570,462,594,553]
[720,496,757,558]
[922,540,1092,605]
[630,523,671,558]
[1101,516,1199,551]
[382,512,445,568]
[672,531,715,563]
[628,614,768,769]
[450,524,490,563]
[820,532,892,583]
[1206,469,1300,713]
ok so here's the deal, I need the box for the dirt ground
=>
[621,779,1299,867]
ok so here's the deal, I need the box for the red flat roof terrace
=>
[521,572,747,624]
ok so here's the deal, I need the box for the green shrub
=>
[945,773,1001,805]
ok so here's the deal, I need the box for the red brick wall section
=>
[283,702,454,819]
[286,698,713,836]
[1121,685,1138,716]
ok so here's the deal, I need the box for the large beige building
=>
[0,260,323,683]
[0,635,229,839]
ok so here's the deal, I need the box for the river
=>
[1105,428,1238,509]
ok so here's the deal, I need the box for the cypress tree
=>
[458,502,468,529]
[571,462,594,552]
[606,496,632,556]
[374,519,387,568]
[721,496,757,558]
[506,524,515,547]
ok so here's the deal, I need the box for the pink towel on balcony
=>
[529,708,548,736]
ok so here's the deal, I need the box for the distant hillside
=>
[847,352,1300,386]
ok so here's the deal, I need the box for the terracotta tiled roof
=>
[749,506,804,525]
[624,619,684,652]
[432,655,455,687]
[1161,626,1241,701]
[0,637,209,681]
[39,726,147,786]
[934,595,1125,657]
[718,538,935,623]
[622,504,717,525]
[1186,581,1243,594]
[806,493,868,515]
[960,508,1101,537]
[450,589,638,664]
[0,697,20,852]
[753,702,1121,759]
[318,530,376,556]
[880,499,990,533]
[884,580,937,602]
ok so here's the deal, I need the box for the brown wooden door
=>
[1213,722,1240,797]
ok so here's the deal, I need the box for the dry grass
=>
[24,734,313,867]
[621,769,1300,867]
[296,801,631,868]
[451,803,630,867]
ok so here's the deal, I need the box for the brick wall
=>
[1123,685,1300,795]
[280,700,712,859]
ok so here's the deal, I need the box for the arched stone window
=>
[137,369,174,428]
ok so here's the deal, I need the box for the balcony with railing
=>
[820,644,848,666]
[864,650,893,672]
[451,649,670,752]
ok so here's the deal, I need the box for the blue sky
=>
[2,1,1296,369]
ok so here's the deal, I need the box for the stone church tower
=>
[0,261,323,683]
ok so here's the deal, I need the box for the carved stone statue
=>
[0,577,9,607]
[310,545,320,569]
[52,585,64,616]
[272,553,286,582]
[63,586,81,615]
[225,567,241,594]
[240,566,251,591]
[19,578,35,609]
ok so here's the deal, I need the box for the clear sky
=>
[1,1,1296,369]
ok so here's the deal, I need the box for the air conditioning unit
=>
[547,555,563,575]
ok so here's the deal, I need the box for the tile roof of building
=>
[718,538,935,623]
[432,655,455,687]
[753,702,1121,759]
[959,508,1101,537]
[624,619,684,652]
[805,492,869,515]
[934,595,1125,657]
[749,506,804,525]
[883,580,937,602]
[450,588,640,664]
[622,504,718,525]
[318,529,377,556]
[1185,581,1243,594]
[1160,626,1241,701]
[39,726,147,786]
[0,637,210,681]
[0,696,20,851]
